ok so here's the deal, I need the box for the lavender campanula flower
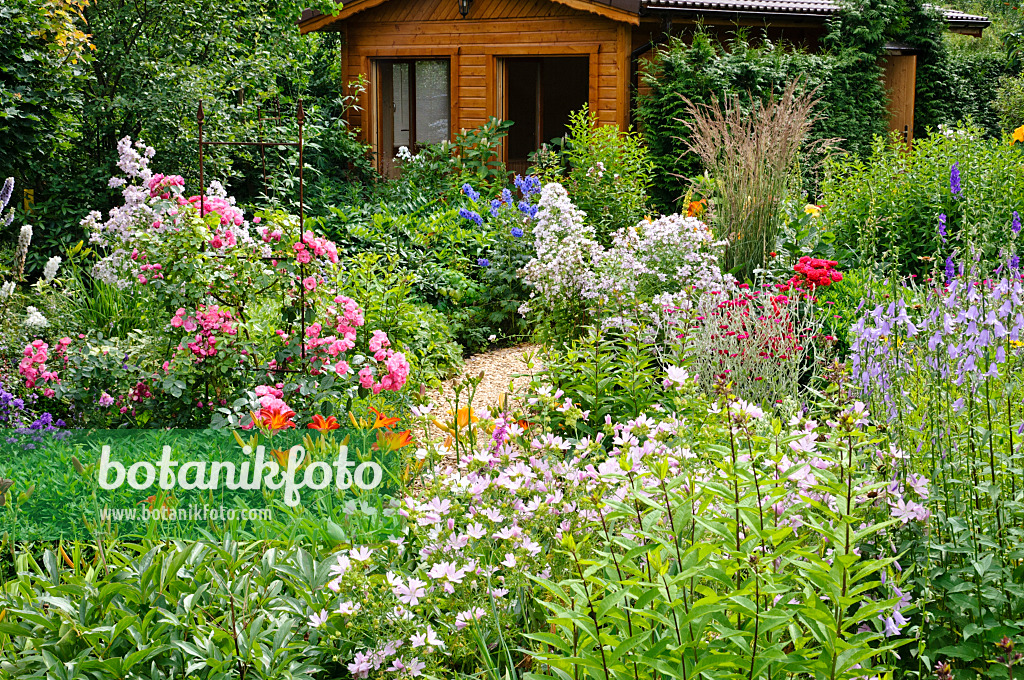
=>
[950,162,962,196]
[945,256,955,283]
[938,213,947,239]
[1013,211,1021,235]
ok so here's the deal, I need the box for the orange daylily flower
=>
[309,414,341,432]
[140,493,174,513]
[686,199,706,218]
[433,407,478,434]
[271,447,310,469]
[349,407,401,431]
[373,429,414,453]
[1013,125,1024,145]
[251,404,297,433]
[370,406,400,429]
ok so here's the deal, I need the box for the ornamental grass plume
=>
[681,80,832,279]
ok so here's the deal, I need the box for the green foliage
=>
[533,106,653,241]
[636,27,885,212]
[534,326,664,438]
[0,539,328,677]
[0,0,89,182]
[945,49,1016,138]
[821,122,1024,273]
[525,391,904,680]
[453,117,514,188]
[335,252,464,382]
[995,73,1024,131]
[820,0,891,157]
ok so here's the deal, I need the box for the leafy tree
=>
[0,0,92,183]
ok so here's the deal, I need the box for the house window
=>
[377,59,450,174]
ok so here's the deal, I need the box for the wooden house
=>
[298,0,989,174]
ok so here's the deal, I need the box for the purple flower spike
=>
[0,177,13,209]
[950,162,962,196]
[1013,211,1021,235]
[938,213,947,239]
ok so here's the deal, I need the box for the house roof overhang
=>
[639,0,990,34]
[299,0,988,35]
[299,0,642,32]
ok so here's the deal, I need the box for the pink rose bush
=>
[18,338,69,390]
[51,137,414,425]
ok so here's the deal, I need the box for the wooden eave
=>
[299,0,641,33]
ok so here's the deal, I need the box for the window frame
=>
[373,56,454,175]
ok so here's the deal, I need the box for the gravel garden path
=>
[429,343,543,417]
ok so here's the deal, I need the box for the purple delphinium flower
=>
[950,162,962,196]
[510,227,524,238]
[500,188,513,205]
[461,184,480,202]
[489,199,501,217]
[1013,211,1021,235]
[938,213,947,239]
[1011,254,1020,271]
[458,208,483,226]
[477,258,490,267]
[945,256,955,283]
[515,174,541,197]
[517,200,537,218]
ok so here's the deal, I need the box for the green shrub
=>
[335,253,464,382]
[533,325,664,438]
[532,106,652,242]
[636,19,894,213]
[821,122,1024,273]
[995,74,1024,132]
[944,48,1016,138]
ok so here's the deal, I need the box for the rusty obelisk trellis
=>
[195,98,310,372]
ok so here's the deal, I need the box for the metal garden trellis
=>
[194,97,312,374]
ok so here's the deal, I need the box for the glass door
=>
[377,59,450,175]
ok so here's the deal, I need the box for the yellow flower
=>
[1013,125,1024,146]
[804,204,822,218]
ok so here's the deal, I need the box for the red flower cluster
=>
[785,256,842,290]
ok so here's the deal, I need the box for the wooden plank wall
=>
[334,0,629,169]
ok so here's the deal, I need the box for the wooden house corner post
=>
[616,23,631,128]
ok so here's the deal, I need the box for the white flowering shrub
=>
[521,185,733,337]
[519,183,601,329]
